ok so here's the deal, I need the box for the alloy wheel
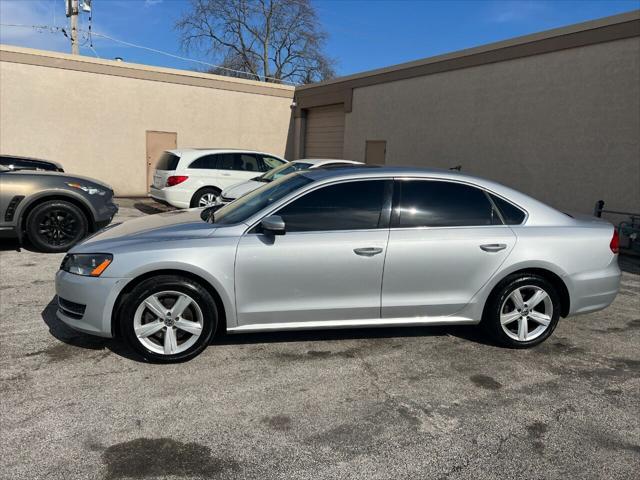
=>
[133,291,204,355]
[500,285,553,342]
[37,209,80,247]
[198,193,218,207]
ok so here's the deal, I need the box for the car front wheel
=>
[120,275,218,363]
[25,200,88,253]
[482,273,560,348]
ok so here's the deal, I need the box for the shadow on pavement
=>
[619,254,640,275]
[212,323,496,348]
[40,296,497,363]
[40,297,144,362]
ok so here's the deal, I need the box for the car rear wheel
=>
[482,274,560,348]
[190,187,221,208]
[25,200,88,253]
[120,275,217,363]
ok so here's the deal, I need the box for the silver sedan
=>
[55,167,621,362]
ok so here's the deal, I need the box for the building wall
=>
[343,36,640,214]
[0,46,294,196]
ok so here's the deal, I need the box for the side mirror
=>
[261,215,286,236]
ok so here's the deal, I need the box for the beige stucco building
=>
[293,11,640,217]
[1,10,639,215]
[0,46,294,196]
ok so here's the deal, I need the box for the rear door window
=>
[189,154,217,169]
[156,152,180,170]
[489,194,526,224]
[396,180,501,228]
[215,154,236,170]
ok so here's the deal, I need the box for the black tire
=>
[119,275,218,363]
[190,187,221,208]
[25,200,89,253]
[481,273,561,348]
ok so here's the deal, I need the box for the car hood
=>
[222,180,263,199]
[72,208,213,252]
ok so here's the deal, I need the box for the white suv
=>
[149,149,287,208]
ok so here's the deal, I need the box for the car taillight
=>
[166,176,188,187]
[610,229,619,254]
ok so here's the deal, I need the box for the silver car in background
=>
[217,158,363,205]
[55,167,620,362]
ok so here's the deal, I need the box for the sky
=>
[1,0,638,82]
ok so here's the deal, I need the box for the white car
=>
[149,149,287,208]
[218,159,363,205]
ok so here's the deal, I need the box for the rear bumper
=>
[567,258,621,316]
[55,270,130,338]
[149,186,190,209]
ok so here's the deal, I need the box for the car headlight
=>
[66,182,106,196]
[61,254,113,277]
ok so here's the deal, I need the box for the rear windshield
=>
[261,162,312,181]
[156,152,180,170]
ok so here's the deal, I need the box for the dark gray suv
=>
[0,165,118,252]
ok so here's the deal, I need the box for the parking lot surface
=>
[1,200,639,480]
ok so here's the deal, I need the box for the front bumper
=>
[149,186,190,209]
[55,270,130,338]
[95,201,119,229]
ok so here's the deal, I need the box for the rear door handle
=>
[480,243,507,252]
[354,247,383,257]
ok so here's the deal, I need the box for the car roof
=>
[293,159,363,166]
[167,148,285,157]
[295,166,569,226]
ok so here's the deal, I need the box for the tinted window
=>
[276,180,389,232]
[189,154,217,169]
[490,194,526,224]
[0,156,60,171]
[216,154,236,170]
[262,156,286,170]
[238,154,260,172]
[397,180,500,227]
[155,152,180,170]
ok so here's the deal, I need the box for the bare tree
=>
[176,0,335,84]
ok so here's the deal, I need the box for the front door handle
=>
[354,247,383,257]
[480,243,507,252]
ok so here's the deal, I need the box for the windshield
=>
[258,162,313,182]
[203,173,313,225]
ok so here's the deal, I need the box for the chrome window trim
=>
[391,176,529,228]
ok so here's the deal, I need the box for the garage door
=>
[304,104,345,159]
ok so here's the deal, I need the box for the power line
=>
[0,23,295,85]
[82,30,295,84]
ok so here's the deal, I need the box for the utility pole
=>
[66,0,80,55]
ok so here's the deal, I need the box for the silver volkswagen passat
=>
[55,167,621,362]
